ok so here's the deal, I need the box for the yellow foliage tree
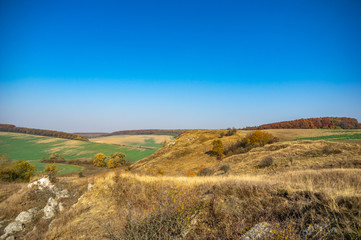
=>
[107,158,116,169]
[93,153,107,167]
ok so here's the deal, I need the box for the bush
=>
[243,131,278,147]
[225,127,237,136]
[93,153,107,167]
[219,164,231,173]
[0,160,36,182]
[212,140,224,160]
[44,164,59,182]
[258,156,274,168]
[78,171,84,178]
[198,167,214,176]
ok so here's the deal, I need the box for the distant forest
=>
[0,124,89,141]
[248,117,361,130]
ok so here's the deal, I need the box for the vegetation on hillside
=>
[0,124,89,141]
[248,117,361,130]
[0,155,36,182]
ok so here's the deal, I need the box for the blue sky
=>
[0,0,360,132]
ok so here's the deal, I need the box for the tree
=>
[212,140,224,159]
[110,152,126,167]
[107,158,116,169]
[93,153,107,167]
[44,164,59,182]
[14,161,36,182]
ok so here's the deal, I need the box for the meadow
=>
[28,160,83,175]
[0,132,157,165]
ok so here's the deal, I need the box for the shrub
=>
[225,127,237,136]
[219,164,231,173]
[78,171,84,178]
[107,158,116,169]
[44,164,59,182]
[198,167,214,176]
[93,153,107,167]
[258,156,274,168]
[0,160,36,182]
[212,140,224,159]
[243,131,278,147]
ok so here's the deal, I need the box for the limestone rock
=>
[242,222,273,240]
[3,222,24,235]
[15,207,38,224]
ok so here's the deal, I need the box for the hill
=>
[0,124,89,141]
[0,129,360,239]
[251,117,361,130]
[132,129,361,175]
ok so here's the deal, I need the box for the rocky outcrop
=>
[242,222,273,240]
[14,208,38,224]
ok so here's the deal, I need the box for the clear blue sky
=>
[0,0,360,132]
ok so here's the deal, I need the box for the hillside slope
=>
[132,129,361,175]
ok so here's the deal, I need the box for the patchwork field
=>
[90,134,174,148]
[0,132,156,163]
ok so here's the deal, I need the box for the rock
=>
[28,177,54,191]
[242,222,273,240]
[43,197,59,219]
[88,183,93,191]
[301,223,328,238]
[15,207,38,224]
[3,222,24,235]
[58,202,64,212]
[55,189,69,199]
[5,236,14,240]
[43,205,56,219]
[15,211,32,224]
[48,219,56,230]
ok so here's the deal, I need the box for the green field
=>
[0,132,156,163]
[295,133,361,142]
[28,160,83,175]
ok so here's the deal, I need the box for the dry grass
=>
[90,135,174,146]
[45,170,361,239]
[132,129,361,176]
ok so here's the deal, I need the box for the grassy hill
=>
[1,129,360,239]
[0,132,156,163]
[132,129,361,175]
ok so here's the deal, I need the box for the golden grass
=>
[90,135,174,146]
[45,168,361,239]
[132,129,361,176]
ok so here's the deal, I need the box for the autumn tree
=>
[212,140,224,159]
[107,152,127,168]
[44,164,59,182]
[93,153,107,167]
[107,158,116,169]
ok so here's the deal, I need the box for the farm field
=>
[239,129,361,143]
[28,160,83,175]
[90,134,174,148]
[0,132,156,163]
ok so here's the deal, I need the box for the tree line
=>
[244,117,360,130]
[0,124,89,141]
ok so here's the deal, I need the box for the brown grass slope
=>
[132,130,247,175]
[132,130,361,176]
